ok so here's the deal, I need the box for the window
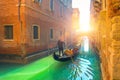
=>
[50,0,54,11]
[50,29,53,39]
[33,26,39,39]
[60,31,62,36]
[38,0,42,3]
[33,0,42,3]
[4,25,13,39]
[60,5,63,17]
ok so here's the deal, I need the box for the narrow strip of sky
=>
[72,0,91,32]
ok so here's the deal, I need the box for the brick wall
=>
[0,0,25,55]
[0,0,72,57]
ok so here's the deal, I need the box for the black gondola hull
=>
[53,52,73,62]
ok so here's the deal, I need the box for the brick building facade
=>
[0,0,72,63]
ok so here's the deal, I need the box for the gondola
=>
[53,48,79,62]
[53,52,73,62]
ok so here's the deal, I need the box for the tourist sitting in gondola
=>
[53,47,79,62]
[64,48,79,56]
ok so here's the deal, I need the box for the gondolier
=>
[57,39,65,56]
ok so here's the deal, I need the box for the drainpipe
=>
[18,0,26,59]
[18,0,21,21]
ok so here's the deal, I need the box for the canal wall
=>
[107,0,120,79]
[90,0,120,79]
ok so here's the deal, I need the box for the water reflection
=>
[67,57,93,80]
[48,36,101,80]
[84,37,89,52]
[28,37,101,80]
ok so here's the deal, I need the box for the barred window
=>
[4,25,13,39]
[33,26,39,39]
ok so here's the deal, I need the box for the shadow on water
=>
[0,63,23,76]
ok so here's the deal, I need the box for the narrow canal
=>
[0,38,102,80]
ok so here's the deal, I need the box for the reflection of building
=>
[90,0,120,80]
[0,0,72,63]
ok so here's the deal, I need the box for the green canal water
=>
[0,40,102,80]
